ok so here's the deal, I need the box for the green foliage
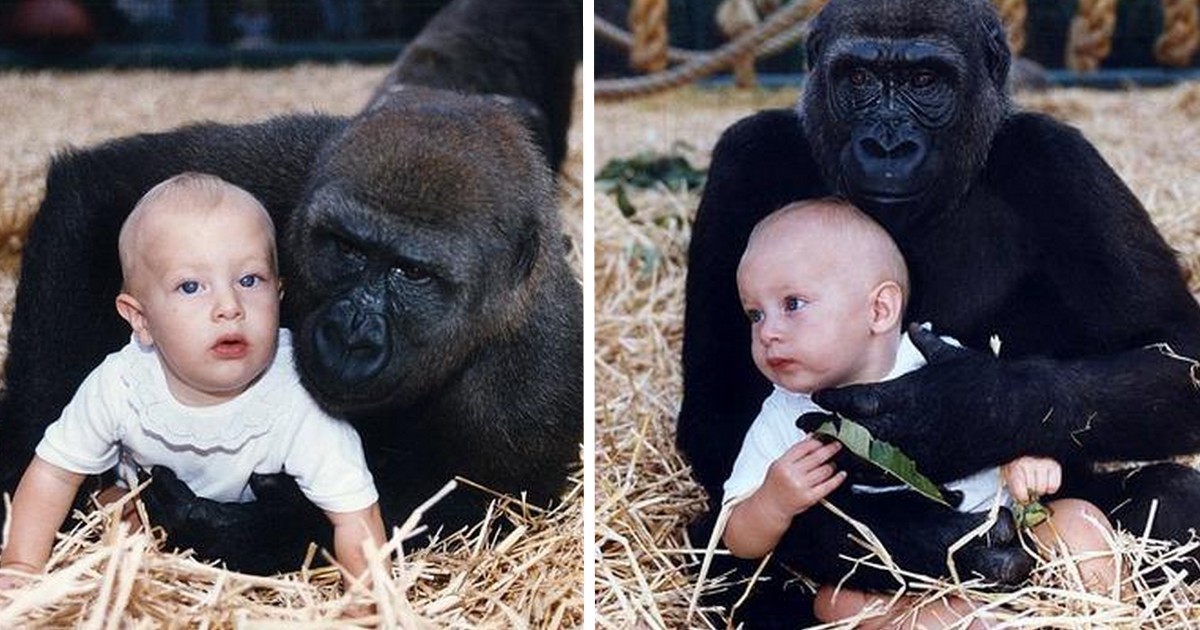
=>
[815,417,949,507]
[596,148,707,218]
[1013,499,1051,529]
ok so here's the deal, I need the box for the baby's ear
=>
[869,280,904,334]
[115,293,154,346]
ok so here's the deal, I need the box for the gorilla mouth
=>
[860,189,923,204]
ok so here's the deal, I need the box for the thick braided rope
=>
[595,14,806,65]
[716,0,762,87]
[993,0,1027,55]
[1066,0,1117,72]
[628,0,669,73]
[597,0,826,101]
[1155,0,1200,67]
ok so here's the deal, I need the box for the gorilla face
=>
[801,0,1011,233]
[285,89,554,414]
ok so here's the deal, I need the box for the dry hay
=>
[0,66,584,627]
[596,83,1200,628]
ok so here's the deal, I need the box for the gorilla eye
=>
[910,70,937,88]
[849,67,871,87]
[392,261,432,284]
[745,309,764,324]
[333,236,367,269]
[177,280,201,295]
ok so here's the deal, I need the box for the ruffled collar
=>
[120,331,295,451]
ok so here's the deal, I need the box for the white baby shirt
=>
[36,329,378,513]
[722,333,1006,514]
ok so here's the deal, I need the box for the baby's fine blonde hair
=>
[118,173,276,288]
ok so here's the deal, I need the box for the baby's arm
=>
[723,439,846,559]
[1,457,86,578]
[1001,455,1062,503]
[327,503,387,585]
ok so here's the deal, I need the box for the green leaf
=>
[815,417,949,506]
[595,151,707,191]
[1013,500,1051,529]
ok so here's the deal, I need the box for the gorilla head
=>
[285,88,558,414]
[801,0,1012,234]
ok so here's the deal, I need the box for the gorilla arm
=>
[810,113,1200,483]
[677,108,829,506]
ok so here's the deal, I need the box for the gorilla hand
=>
[140,466,329,574]
[956,507,1036,586]
[798,412,896,486]
[811,324,1049,482]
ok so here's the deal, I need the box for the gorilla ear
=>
[804,15,826,71]
[979,14,1012,90]
[512,218,541,284]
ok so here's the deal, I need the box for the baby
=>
[0,173,385,589]
[723,198,1120,628]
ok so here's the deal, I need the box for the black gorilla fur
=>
[679,0,1200,624]
[0,0,582,574]
[368,0,581,174]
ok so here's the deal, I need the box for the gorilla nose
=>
[312,301,391,386]
[850,125,929,195]
[858,136,921,162]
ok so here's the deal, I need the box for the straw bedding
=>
[596,83,1200,629]
[0,65,583,627]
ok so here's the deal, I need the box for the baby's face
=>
[126,204,280,406]
[737,224,878,394]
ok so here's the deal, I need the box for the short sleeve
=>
[281,406,378,514]
[721,390,814,505]
[36,361,123,475]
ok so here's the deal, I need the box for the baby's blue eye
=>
[746,309,763,324]
[785,296,807,312]
[239,274,260,288]
[178,280,200,295]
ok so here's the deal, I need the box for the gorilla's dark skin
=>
[679,0,1200,623]
[0,0,581,575]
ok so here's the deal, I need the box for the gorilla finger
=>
[148,465,196,502]
[984,506,1018,546]
[907,322,968,364]
[796,411,838,433]
[249,472,306,506]
[960,545,1035,587]
[812,384,883,418]
[939,486,965,509]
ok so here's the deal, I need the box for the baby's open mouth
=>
[212,335,248,358]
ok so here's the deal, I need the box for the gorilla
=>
[0,0,582,574]
[679,0,1200,623]
[368,0,580,174]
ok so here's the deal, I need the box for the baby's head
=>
[737,197,908,393]
[115,172,281,406]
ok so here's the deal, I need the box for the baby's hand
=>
[1001,456,1061,503]
[760,439,847,518]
